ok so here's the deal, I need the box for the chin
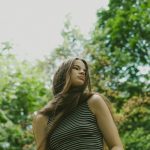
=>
[75,82,84,87]
[71,79,85,87]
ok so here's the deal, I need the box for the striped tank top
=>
[48,101,104,150]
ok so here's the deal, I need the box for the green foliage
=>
[84,0,150,149]
[119,95,150,149]
[122,127,150,150]
[85,0,149,103]
[0,0,149,149]
[0,118,34,150]
[57,15,85,58]
[46,16,86,85]
[0,42,50,149]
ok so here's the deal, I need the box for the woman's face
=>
[70,59,87,87]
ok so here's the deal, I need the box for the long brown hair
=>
[35,57,116,150]
[37,57,94,150]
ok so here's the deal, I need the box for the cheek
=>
[70,70,77,78]
[70,74,76,82]
[70,72,74,81]
[70,72,79,84]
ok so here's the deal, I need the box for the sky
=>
[0,0,108,61]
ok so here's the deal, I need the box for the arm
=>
[89,94,124,150]
[32,113,48,150]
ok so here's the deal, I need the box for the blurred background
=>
[0,0,150,149]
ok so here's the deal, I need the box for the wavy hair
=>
[34,57,116,150]
[37,57,94,149]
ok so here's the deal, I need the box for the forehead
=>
[73,60,86,69]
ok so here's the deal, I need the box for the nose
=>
[79,69,85,76]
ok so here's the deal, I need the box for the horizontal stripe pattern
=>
[48,101,103,150]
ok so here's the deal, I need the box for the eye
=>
[73,66,79,70]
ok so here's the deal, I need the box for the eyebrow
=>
[73,65,86,71]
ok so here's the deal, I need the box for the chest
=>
[50,102,100,141]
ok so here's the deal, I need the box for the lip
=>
[78,76,85,81]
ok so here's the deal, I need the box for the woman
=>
[32,57,124,150]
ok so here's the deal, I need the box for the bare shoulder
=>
[32,101,53,126]
[32,112,48,131]
[87,93,107,115]
[87,93,104,107]
[33,112,48,122]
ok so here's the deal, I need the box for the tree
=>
[85,0,149,103]
[46,15,86,85]
[0,42,50,149]
[84,0,150,149]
